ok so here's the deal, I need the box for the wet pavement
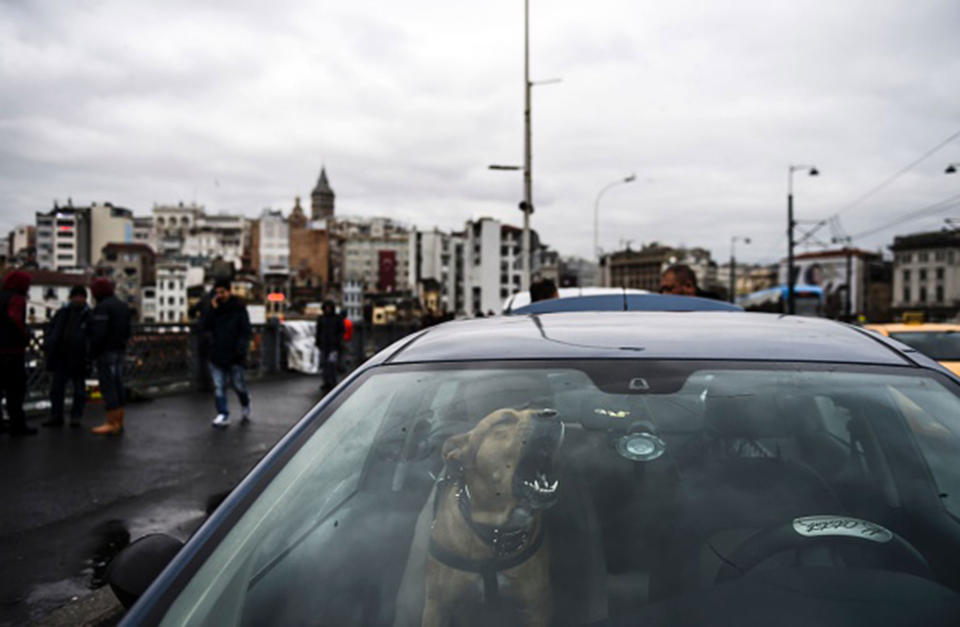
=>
[0,375,324,626]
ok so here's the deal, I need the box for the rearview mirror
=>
[107,533,183,608]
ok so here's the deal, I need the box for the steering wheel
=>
[715,514,933,583]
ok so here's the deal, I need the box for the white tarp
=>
[283,320,319,374]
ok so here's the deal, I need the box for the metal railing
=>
[22,319,420,405]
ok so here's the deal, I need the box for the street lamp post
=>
[787,164,819,315]
[520,0,532,292]
[593,174,636,260]
[729,235,751,303]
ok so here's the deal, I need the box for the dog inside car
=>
[422,407,565,627]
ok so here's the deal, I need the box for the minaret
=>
[311,167,335,221]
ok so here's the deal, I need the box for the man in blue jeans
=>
[202,278,251,429]
[89,278,132,435]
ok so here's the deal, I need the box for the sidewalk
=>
[0,374,324,626]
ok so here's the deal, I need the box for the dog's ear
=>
[442,431,471,465]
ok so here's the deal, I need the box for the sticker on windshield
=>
[792,515,893,543]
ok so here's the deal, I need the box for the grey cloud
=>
[2,0,960,266]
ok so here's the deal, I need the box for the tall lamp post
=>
[492,0,559,292]
[787,164,819,315]
[729,235,750,303]
[593,174,636,260]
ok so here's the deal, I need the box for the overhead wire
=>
[850,191,960,240]
[834,127,960,220]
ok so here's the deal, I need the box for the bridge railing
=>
[23,319,420,404]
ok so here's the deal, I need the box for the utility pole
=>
[521,0,532,292]
[787,165,819,315]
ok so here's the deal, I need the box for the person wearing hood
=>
[0,270,36,436]
[202,278,252,429]
[42,285,91,428]
[89,277,132,435]
[315,299,345,392]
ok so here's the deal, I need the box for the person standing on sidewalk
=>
[0,270,36,437]
[89,278,132,436]
[203,279,252,429]
[42,285,91,428]
[315,300,344,393]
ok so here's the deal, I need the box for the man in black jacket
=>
[203,279,252,429]
[89,278,132,435]
[315,300,344,392]
[42,285,91,428]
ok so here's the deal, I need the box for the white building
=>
[152,202,204,256]
[182,214,248,269]
[342,280,364,322]
[25,270,89,322]
[891,230,960,319]
[141,284,157,323]
[408,228,465,314]
[35,203,91,271]
[133,216,154,250]
[461,217,540,316]
[258,209,290,277]
[156,262,188,323]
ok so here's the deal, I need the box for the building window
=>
[935,251,946,261]
[904,287,911,302]
[919,269,927,281]
[919,287,927,302]
[936,285,944,302]
[936,267,945,280]
[903,269,911,283]
[918,252,929,262]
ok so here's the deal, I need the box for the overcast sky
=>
[2,0,959,264]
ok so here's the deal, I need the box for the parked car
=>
[865,322,960,376]
[113,312,960,626]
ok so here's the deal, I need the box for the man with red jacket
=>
[0,270,36,437]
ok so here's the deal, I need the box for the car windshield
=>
[158,361,960,626]
[890,331,960,361]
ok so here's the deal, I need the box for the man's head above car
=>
[660,264,698,296]
[530,277,559,303]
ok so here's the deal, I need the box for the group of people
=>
[0,271,131,437]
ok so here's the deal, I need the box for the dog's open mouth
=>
[514,409,565,509]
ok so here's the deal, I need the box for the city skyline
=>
[2,0,959,263]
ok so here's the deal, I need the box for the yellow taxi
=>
[865,320,960,376]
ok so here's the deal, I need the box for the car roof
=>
[375,311,918,366]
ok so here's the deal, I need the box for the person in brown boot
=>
[88,277,131,435]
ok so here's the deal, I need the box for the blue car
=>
[113,311,960,626]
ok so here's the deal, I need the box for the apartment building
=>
[35,202,91,271]
[891,230,960,320]
[156,262,189,323]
